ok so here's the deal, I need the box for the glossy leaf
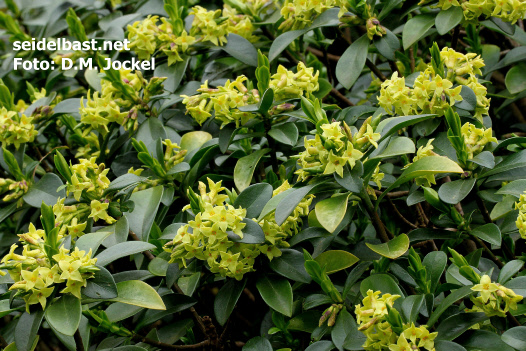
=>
[315,250,359,274]
[315,194,350,233]
[256,275,293,317]
[45,295,81,336]
[110,280,166,310]
[335,34,370,89]
[234,148,271,192]
[366,234,409,259]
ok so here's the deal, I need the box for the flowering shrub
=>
[1,0,526,350]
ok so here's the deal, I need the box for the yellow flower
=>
[472,274,499,302]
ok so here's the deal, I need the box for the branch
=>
[74,330,85,351]
[472,236,505,268]
[132,334,210,350]
[388,198,418,229]
[365,59,387,81]
[0,334,8,348]
[330,88,354,106]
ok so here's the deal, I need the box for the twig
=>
[374,190,410,198]
[132,334,210,350]
[330,88,354,106]
[415,203,429,225]
[32,146,69,179]
[388,60,400,78]
[74,330,85,351]
[451,26,460,51]
[129,230,155,260]
[365,59,387,81]
[472,236,504,268]
[0,334,8,348]
[507,311,522,327]
[409,46,416,73]
[388,198,418,229]
[362,192,390,243]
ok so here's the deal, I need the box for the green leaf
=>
[438,178,476,204]
[180,131,213,152]
[469,151,495,169]
[502,326,526,351]
[505,276,526,297]
[366,234,409,259]
[75,231,112,253]
[315,250,359,274]
[403,15,435,50]
[408,228,459,242]
[275,183,318,225]
[104,174,144,195]
[148,256,169,276]
[269,249,311,283]
[423,251,447,293]
[83,266,118,299]
[369,137,415,160]
[496,179,526,198]
[256,275,293,317]
[258,188,295,221]
[480,150,526,178]
[315,194,350,233]
[268,8,340,62]
[234,148,271,192]
[258,88,274,114]
[269,123,299,146]
[427,285,474,327]
[136,293,196,330]
[95,241,156,267]
[23,173,66,207]
[15,310,44,351]
[242,336,273,351]
[436,341,467,351]
[376,156,463,207]
[401,294,425,323]
[374,28,400,61]
[376,114,436,141]
[45,295,81,336]
[360,274,405,297]
[435,6,464,35]
[305,341,336,351]
[436,313,488,341]
[110,280,166,310]
[214,279,246,326]
[153,57,189,93]
[486,46,526,73]
[136,118,166,152]
[124,185,163,241]
[335,34,370,89]
[234,183,273,218]
[460,330,515,351]
[455,86,477,111]
[498,260,525,284]
[178,272,201,296]
[470,223,502,246]
[334,162,363,193]
[331,308,365,351]
[505,63,526,93]
[229,218,265,244]
[222,33,258,66]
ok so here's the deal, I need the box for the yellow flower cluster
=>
[355,290,401,349]
[182,76,260,127]
[0,225,98,311]
[0,178,29,204]
[295,119,380,181]
[80,70,144,134]
[461,122,497,159]
[468,275,523,317]
[379,47,489,121]
[389,324,438,351]
[0,107,38,149]
[515,192,526,239]
[434,0,526,24]
[270,62,319,101]
[182,62,318,128]
[191,5,257,45]
[67,158,110,201]
[127,6,256,65]
[279,0,345,31]
[355,290,438,351]
[164,179,312,280]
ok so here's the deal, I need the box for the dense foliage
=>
[1,0,526,350]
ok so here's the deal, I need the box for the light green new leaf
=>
[366,234,409,259]
[234,148,271,192]
[376,156,463,207]
[45,295,81,336]
[315,193,350,233]
[180,131,213,152]
[315,250,359,274]
[110,280,166,310]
